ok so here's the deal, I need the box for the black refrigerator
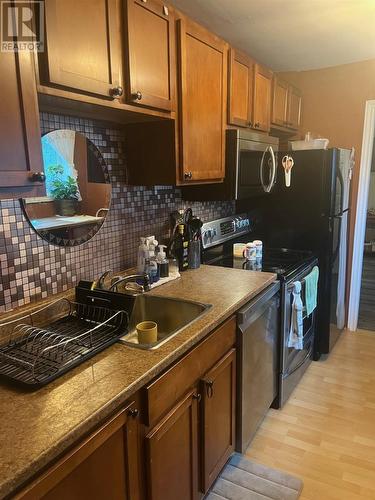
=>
[247,148,353,357]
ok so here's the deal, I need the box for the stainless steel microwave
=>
[181,129,279,202]
[229,129,279,200]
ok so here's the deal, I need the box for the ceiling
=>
[168,0,375,71]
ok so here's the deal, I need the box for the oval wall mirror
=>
[22,130,111,247]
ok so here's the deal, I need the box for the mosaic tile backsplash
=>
[0,112,235,312]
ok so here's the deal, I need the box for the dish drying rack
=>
[0,299,128,387]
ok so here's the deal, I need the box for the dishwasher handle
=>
[237,281,280,332]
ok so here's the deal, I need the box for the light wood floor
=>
[245,329,375,500]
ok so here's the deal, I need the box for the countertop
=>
[0,265,276,498]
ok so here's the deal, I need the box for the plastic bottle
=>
[137,237,147,273]
[157,245,169,278]
[169,256,179,276]
[147,245,159,283]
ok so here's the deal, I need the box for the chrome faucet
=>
[109,273,151,293]
[93,270,112,290]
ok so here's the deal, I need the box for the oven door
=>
[276,262,318,407]
[236,142,277,199]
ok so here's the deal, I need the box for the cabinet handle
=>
[110,86,123,98]
[205,380,214,398]
[163,5,169,15]
[184,172,193,180]
[127,408,139,418]
[30,172,46,183]
[193,393,202,402]
[132,91,143,101]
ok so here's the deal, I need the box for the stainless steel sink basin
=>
[119,294,211,350]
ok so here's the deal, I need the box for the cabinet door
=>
[178,18,227,183]
[17,402,141,500]
[228,48,253,128]
[124,0,175,111]
[253,64,272,132]
[0,50,44,197]
[287,85,302,130]
[201,349,236,493]
[42,0,121,98]
[146,389,199,500]
[271,77,289,127]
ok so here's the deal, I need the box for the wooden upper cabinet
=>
[146,389,199,500]
[287,85,302,130]
[0,50,44,198]
[271,78,302,131]
[177,18,227,183]
[253,64,273,132]
[228,48,254,128]
[271,77,289,127]
[201,349,236,493]
[40,0,122,99]
[124,0,175,111]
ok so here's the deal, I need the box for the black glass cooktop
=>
[204,247,315,280]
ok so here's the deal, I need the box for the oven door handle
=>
[285,346,313,377]
[260,146,276,193]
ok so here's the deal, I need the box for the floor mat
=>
[206,453,303,500]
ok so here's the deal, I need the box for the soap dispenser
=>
[137,237,147,273]
[148,240,159,283]
[156,245,169,278]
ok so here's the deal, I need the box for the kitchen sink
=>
[119,294,211,350]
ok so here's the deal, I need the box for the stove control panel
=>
[202,214,251,249]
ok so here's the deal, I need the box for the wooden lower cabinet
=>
[15,319,237,500]
[145,347,236,500]
[201,349,236,493]
[16,401,142,500]
[145,389,199,500]
[144,318,237,499]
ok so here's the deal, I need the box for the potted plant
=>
[48,165,80,217]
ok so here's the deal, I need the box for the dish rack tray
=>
[0,299,128,387]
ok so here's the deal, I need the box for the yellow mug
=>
[136,321,158,344]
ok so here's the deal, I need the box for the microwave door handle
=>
[260,146,275,193]
[268,146,276,192]
[260,148,267,192]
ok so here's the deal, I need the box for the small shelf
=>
[31,215,104,231]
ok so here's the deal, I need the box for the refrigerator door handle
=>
[331,215,343,262]
[335,167,345,216]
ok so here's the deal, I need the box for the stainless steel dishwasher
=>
[236,281,280,452]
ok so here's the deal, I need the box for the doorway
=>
[358,136,375,330]
[348,100,375,331]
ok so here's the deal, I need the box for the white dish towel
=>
[288,281,304,350]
